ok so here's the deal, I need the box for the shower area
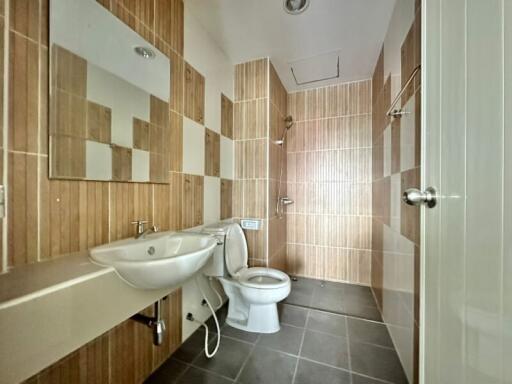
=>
[232,0,420,380]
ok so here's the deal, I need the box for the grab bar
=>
[386,65,421,118]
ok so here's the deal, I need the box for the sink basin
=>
[90,232,217,289]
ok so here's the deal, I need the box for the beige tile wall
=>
[233,58,269,265]
[268,62,287,270]
[2,0,231,382]
[285,80,373,285]
[371,4,421,383]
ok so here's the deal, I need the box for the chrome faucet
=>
[131,220,159,239]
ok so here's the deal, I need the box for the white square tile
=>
[205,81,221,134]
[183,117,205,176]
[390,173,401,231]
[220,136,234,180]
[400,94,416,172]
[85,140,112,180]
[132,149,150,182]
[203,176,220,225]
[383,124,392,177]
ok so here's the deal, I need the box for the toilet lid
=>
[225,223,248,276]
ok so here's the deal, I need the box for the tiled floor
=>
[283,277,383,322]
[146,303,408,384]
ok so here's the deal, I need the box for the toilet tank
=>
[201,223,230,277]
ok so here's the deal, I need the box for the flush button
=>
[241,219,261,231]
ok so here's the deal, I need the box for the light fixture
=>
[283,0,310,15]
[134,46,156,59]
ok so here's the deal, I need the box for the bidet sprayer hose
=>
[192,276,221,358]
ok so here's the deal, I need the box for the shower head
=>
[277,116,294,146]
[284,115,294,129]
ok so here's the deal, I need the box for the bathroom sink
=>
[90,232,217,289]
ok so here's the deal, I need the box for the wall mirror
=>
[49,0,171,183]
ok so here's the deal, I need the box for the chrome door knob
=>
[402,187,437,208]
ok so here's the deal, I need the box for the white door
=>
[421,1,511,383]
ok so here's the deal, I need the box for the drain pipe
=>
[131,299,166,346]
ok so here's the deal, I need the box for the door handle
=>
[402,187,437,208]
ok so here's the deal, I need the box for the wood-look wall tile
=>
[268,216,286,260]
[8,153,38,266]
[182,174,203,229]
[166,48,184,114]
[245,225,267,261]
[39,173,109,261]
[37,45,48,151]
[51,45,87,97]
[232,180,243,218]
[117,0,154,28]
[149,152,169,183]
[50,135,86,178]
[243,179,266,219]
[269,61,287,114]
[133,118,150,151]
[391,118,401,174]
[150,95,169,128]
[184,62,205,124]
[10,0,40,41]
[400,167,420,245]
[86,101,111,144]
[169,110,183,172]
[205,128,220,177]
[220,179,233,220]
[9,32,39,152]
[221,93,234,139]
[234,58,268,101]
[169,172,183,230]
[155,0,184,55]
[110,1,154,43]
[233,99,267,140]
[0,17,4,148]
[235,139,267,179]
[110,182,153,241]
[112,146,132,181]
[51,89,86,138]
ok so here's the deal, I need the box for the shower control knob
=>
[402,187,437,208]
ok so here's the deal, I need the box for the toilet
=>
[202,222,291,333]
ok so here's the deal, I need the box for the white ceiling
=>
[184,0,396,92]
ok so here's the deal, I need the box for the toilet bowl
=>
[202,222,290,333]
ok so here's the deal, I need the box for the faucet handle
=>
[131,219,149,225]
[131,219,149,235]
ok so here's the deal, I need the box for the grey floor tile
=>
[343,303,383,322]
[352,373,391,384]
[278,304,308,328]
[221,325,259,343]
[256,324,304,355]
[310,289,345,313]
[347,318,393,348]
[284,289,313,307]
[176,367,233,384]
[350,341,408,384]
[294,359,351,384]
[144,358,188,384]
[300,330,349,369]
[237,347,296,384]
[192,337,252,379]
[307,310,347,337]
[173,330,215,363]
[342,290,378,307]
[205,305,228,332]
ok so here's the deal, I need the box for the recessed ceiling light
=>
[283,0,310,15]
[134,46,156,59]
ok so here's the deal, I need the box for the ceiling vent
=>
[289,50,340,86]
[283,0,310,15]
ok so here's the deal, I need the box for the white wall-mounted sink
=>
[90,232,217,289]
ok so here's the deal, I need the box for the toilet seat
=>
[238,267,290,289]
